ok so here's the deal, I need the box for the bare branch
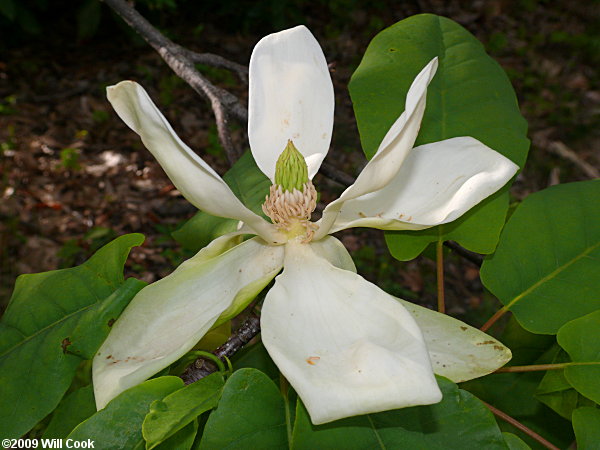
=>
[443,241,483,266]
[548,141,599,179]
[182,49,249,84]
[180,312,261,384]
[319,161,358,186]
[101,0,246,163]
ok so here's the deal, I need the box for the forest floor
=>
[1,0,598,321]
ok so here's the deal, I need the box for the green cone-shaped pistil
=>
[274,140,309,192]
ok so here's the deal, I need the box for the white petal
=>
[261,241,441,425]
[315,58,438,239]
[92,234,284,409]
[397,299,512,382]
[107,81,280,243]
[308,235,356,272]
[248,25,334,181]
[278,240,509,384]
[330,137,519,232]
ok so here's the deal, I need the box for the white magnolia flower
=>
[93,25,517,425]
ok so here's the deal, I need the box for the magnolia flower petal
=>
[309,235,356,272]
[307,239,512,381]
[107,81,280,243]
[315,57,438,239]
[248,25,334,181]
[397,299,512,382]
[92,234,284,409]
[329,137,519,232]
[261,241,441,425]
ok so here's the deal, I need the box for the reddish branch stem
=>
[436,240,445,313]
[483,401,560,450]
[480,306,509,332]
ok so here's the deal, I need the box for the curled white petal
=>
[315,57,438,239]
[92,234,284,409]
[107,81,281,243]
[330,137,519,232]
[261,241,441,425]
[397,298,512,382]
[248,25,334,181]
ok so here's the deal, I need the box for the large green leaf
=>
[557,310,600,404]
[349,13,529,260]
[42,385,96,439]
[572,407,600,450]
[143,373,225,449]
[292,377,507,449]
[481,180,600,334]
[232,340,279,380]
[172,151,271,252]
[68,376,184,449]
[198,368,288,449]
[0,234,145,439]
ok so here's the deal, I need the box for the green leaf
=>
[173,213,238,253]
[0,234,144,439]
[143,373,225,449]
[292,377,507,449]
[462,321,574,448]
[199,368,288,449]
[232,341,279,380]
[534,349,594,421]
[68,376,183,448]
[42,385,96,439]
[481,180,600,334]
[173,151,270,252]
[557,310,600,403]
[572,407,600,450]
[535,369,580,420]
[155,420,197,450]
[502,432,531,450]
[349,14,529,260]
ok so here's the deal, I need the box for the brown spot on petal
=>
[460,326,468,331]
[306,356,320,365]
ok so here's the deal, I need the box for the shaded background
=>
[1,0,599,317]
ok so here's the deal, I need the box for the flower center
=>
[262,140,318,242]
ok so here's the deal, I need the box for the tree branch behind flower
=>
[101,0,246,164]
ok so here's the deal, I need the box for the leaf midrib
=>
[506,241,600,310]
[367,415,387,449]
[0,276,116,360]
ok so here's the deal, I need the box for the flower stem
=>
[483,401,559,450]
[480,306,509,332]
[436,240,445,314]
